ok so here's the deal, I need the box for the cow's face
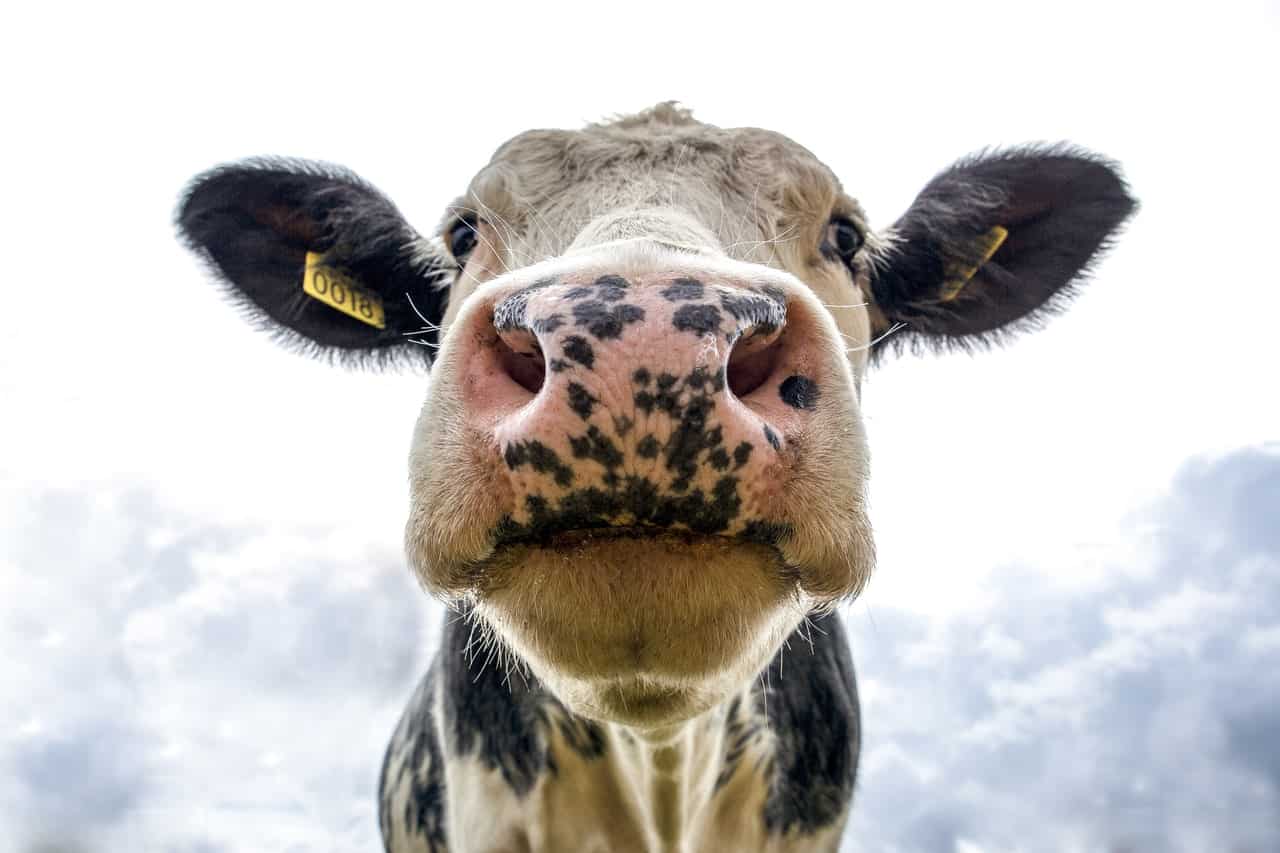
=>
[178,104,1134,727]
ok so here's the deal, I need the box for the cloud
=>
[3,445,1276,853]
[843,444,1280,852]
[0,486,434,852]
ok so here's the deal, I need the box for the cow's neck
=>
[427,610,858,852]
[533,697,754,852]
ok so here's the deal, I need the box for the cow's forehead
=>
[452,105,867,261]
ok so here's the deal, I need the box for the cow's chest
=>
[436,734,845,853]
[379,613,859,853]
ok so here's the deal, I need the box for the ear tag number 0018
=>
[302,252,386,329]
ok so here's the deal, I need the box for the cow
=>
[176,102,1134,852]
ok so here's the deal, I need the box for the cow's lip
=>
[539,526,722,548]
[474,525,801,603]
[490,524,789,553]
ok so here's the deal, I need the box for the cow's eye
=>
[446,217,480,263]
[823,218,864,265]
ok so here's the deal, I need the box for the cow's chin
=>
[471,532,810,729]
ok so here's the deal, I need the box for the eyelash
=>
[446,217,480,263]
[821,218,865,269]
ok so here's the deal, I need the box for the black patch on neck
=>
[715,695,762,792]
[436,611,606,798]
[379,665,448,851]
[757,611,861,834]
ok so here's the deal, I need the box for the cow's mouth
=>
[490,519,794,553]
[477,525,795,597]
[479,524,800,595]
[471,530,804,725]
[502,524,698,549]
[544,525,706,546]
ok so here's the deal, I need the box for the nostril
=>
[727,328,784,400]
[494,329,546,395]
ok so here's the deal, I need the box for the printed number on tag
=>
[302,252,386,329]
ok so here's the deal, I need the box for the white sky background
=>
[1,2,1278,851]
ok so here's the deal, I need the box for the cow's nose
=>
[492,274,789,403]
[452,272,830,539]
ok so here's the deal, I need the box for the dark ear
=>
[176,158,453,367]
[868,144,1136,356]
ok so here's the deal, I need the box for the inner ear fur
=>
[868,144,1137,357]
[176,157,453,368]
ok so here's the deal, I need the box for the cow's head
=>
[177,104,1134,728]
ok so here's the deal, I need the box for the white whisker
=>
[721,222,801,255]
[844,322,907,353]
[405,292,442,331]
[446,202,517,274]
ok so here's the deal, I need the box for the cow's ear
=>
[176,158,453,368]
[867,145,1136,356]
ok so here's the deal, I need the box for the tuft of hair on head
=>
[594,101,700,130]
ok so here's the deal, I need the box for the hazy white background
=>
[2,2,1277,851]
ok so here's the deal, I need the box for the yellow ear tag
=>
[940,225,1009,303]
[302,252,386,329]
